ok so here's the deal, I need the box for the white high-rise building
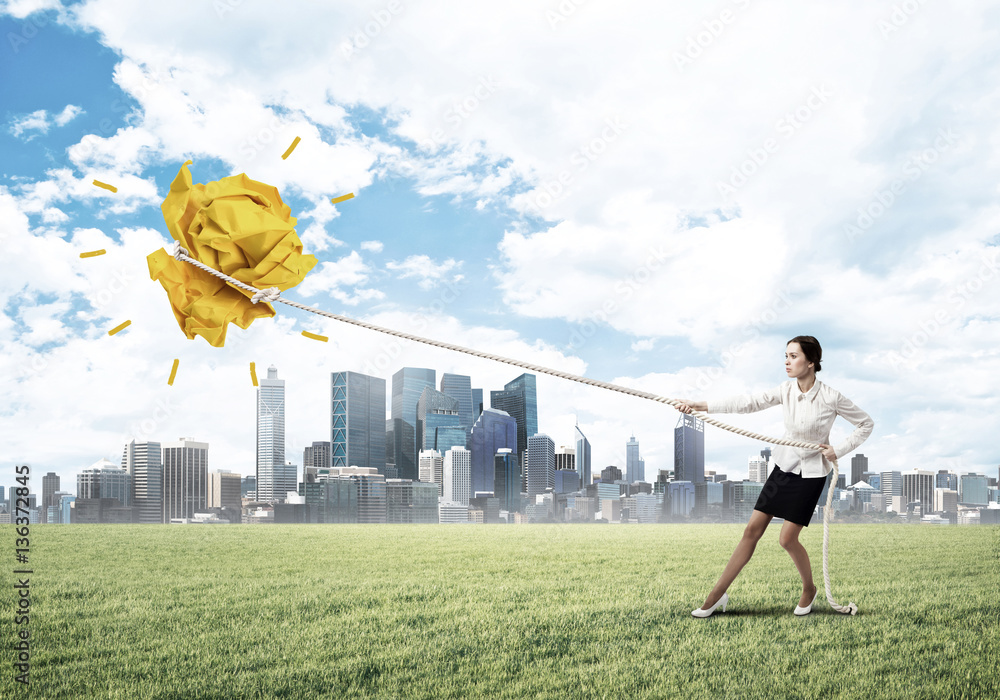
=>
[527,433,555,498]
[162,438,208,521]
[256,365,285,502]
[748,455,768,482]
[575,422,591,487]
[443,447,471,506]
[419,449,444,496]
[122,440,163,523]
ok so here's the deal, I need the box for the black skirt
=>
[754,464,830,527]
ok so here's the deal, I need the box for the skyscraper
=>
[256,365,285,502]
[162,438,208,520]
[494,448,520,513]
[471,388,484,419]
[526,433,555,498]
[121,440,163,523]
[554,446,575,473]
[390,368,436,480]
[303,441,331,483]
[575,423,591,487]
[331,371,387,475]
[490,373,538,458]
[626,435,642,483]
[443,447,472,506]
[851,453,869,486]
[748,454,768,482]
[42,472,59,509]
[468,408,517,497]
[418,449,444,496]
[440,373,474,432]
[674,414,705,484]
[416,387,463,453]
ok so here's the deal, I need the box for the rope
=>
[172,242,858,614]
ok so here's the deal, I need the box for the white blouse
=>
[706,379,874,479]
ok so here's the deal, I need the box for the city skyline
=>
[10,358,1000,495]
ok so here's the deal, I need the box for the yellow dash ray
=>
[108,320,131,336]
[93,180,118,193]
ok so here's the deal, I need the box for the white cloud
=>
[360,240,383,253]
[8,104,83,138]
[295,250,384,305]
[53,103,83,126]
[1,0,63,18]
[6,0,1000,484]
[386,254,463,291]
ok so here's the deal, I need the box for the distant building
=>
[386,479,439,523]
[418,449,444,496]
[77,459,131,506]
[575,423,592,487]
[626,435,642,483]
[122,440,163,523]
[42,472,59,510]
[208,470,242,510]
[555,445,575,473]
[416,387,463,453]
[526,434,555,498]
[331,371,387,476]
[443,447,472,506]
[390,368,436,481]
[162,438,208,521]
[469,408,517,498]
[303,441,331,483]
[851,453,869,487]
[675,414,705,484]
[440,373,475,433]
[490,374,538,458]
[494,449,521,513]
[256,365,285,502]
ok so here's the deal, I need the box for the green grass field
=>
[2,523,998,699]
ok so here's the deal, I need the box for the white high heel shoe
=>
[691,592,728,618]
[794,589,819,615]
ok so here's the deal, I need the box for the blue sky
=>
[3,0,999,494]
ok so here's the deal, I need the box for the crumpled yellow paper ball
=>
[147,161,318,347]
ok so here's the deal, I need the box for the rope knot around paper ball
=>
[251,287,282,304]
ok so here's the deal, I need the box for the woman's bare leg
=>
[699,509,773,609]
[779,520,817,607]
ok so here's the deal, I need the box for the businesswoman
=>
[679,336,874,617]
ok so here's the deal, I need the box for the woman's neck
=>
[797,374,816,393]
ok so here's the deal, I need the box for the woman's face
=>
[785,342,813,378]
